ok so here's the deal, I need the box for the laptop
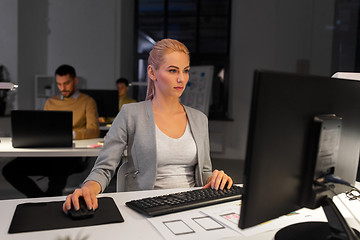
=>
[11,110,73,148]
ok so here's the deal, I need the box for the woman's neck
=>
[151,96,183,114]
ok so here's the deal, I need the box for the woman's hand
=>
[203,169,233,190]
[62,181,100,214]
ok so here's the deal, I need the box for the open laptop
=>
[11,110,73,148]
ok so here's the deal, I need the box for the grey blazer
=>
[84,100,213,192]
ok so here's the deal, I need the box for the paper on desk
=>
[147,211,240,240]
[334,193,360,225]
[200,201,323,237]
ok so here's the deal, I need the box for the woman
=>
[63,39,233,212]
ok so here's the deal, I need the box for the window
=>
[134,0,232,119]
[332,0,360,72]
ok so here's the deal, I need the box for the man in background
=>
[45,65,99,139]
[2,64,100,197]
[116,78,136,111]
[98,78,136,125]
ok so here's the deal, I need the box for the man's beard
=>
[62,90,74,98]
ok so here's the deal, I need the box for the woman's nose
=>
[177,73,184,83]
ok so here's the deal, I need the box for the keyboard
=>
[125,185,243,217]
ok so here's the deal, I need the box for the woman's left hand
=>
[203,169,233,190]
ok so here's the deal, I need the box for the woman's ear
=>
[147,65,156,81]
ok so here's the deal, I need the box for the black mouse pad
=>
[8,197,124,234]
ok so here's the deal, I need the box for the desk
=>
[0,137,103,157]
[0,188,359,240]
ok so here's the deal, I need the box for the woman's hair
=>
[145,39,190,100]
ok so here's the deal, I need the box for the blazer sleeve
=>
[83,105,129,192]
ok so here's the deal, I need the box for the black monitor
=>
[239,70,360,239]
[80,89,119,118]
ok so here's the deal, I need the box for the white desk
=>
[0,137,103,157]
[0,188,359,240]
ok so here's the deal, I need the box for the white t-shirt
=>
[154,122,197,189]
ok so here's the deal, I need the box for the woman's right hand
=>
[62,181,101,214]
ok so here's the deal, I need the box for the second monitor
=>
[80,89,119,119]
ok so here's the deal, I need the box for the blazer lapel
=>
[184,106,204,185]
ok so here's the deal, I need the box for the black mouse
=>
[68,196,94,220]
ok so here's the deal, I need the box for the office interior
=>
[0,0,359,200]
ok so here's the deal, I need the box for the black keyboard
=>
[125,185,243,217]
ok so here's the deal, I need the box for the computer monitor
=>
[239,70,360,239]
[80,89,119,118]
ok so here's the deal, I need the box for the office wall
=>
[0,0,17,83]
[0,0,336,160]
[47,0,120,89]
[18,0,48,110]
[0,0,18,114]
[209,0,335,160]
[0,0,48,111]
[0,0,132,112]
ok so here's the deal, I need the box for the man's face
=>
[117,83,128,98]
[56,74,78,98]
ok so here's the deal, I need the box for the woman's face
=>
[151,51,190,99]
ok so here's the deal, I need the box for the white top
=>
[154,123,197,189]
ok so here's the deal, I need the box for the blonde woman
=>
[63,39,233,212]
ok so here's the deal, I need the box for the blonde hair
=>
[145,39,190,100]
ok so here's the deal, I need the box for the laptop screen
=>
[11,110,73,148]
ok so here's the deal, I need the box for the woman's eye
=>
[169,69,177,73]
[184,69,189,74]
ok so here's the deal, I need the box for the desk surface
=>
[0,137,102,157]
[1,187,360,240]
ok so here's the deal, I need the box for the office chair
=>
[116,148,128,192]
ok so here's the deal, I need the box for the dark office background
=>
[0,0,359,199]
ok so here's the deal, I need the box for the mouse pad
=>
[8,197,124,234]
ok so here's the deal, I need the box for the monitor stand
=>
[275,197,360,240]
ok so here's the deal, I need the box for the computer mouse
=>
[68,196,95,220]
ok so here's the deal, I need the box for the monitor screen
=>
[80,89,119,118]
[238,70,360,231]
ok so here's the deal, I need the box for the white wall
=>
[18,0,49,110]
[47,0,120,89]
[209,0,335,160]
[0,0,18,83]
[2,0,133,111]
[0,0,18,115]
[0,0,132,135]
